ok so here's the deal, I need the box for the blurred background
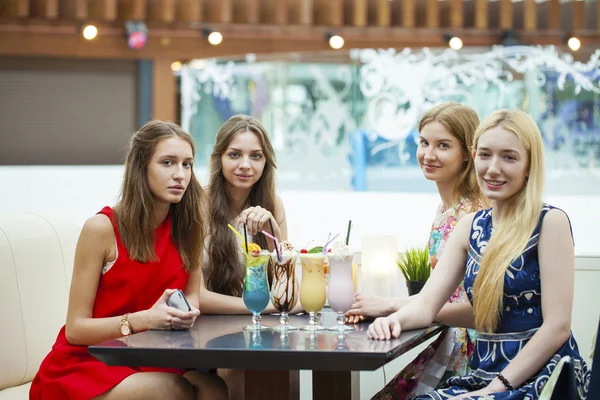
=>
[1,0,600,252]
[1,2,599,397]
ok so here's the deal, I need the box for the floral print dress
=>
[372,198,476,400]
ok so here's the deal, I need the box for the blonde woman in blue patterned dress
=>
[367,109,590,399]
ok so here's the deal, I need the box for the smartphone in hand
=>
[167,289,191,312]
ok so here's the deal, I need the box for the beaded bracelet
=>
[497,373,515,391]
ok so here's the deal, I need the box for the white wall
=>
[1,165,599,256]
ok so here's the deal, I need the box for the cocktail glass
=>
[327,253,355,333]
[270,251,299,332]
[299,253,327,332]
[242,250,271,331]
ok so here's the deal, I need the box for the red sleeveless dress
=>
[30,207,190,399]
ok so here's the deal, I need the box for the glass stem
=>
[308,312,317,326]
[252,313,262,329]
[252,330,261,346]
[337,312,346,327]
[280,312,289,327]
[280,331,289,348]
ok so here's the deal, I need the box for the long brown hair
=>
[114,120,205,273]
[206,115,277,296]
[472,110,545,332]
[418,102,489,212]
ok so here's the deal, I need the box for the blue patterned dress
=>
[413,205,590,400]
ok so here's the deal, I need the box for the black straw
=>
[243,223,249,253]
[345,220,352,246]
[268,219,276,235]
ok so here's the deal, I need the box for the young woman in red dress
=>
[30,121,228,400]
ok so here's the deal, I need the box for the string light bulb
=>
[568,37,581,52]
[325,33,344,50]
[82,25,98,40]
[207,31,223,46]
[170,61,182,72]
[448,36,463,50]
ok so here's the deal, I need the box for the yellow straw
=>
[227,224,245,242]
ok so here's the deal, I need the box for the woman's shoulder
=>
[275,194,285,208]
[457,211,478,228]
[274,195,286,220]
[540,205,571,230]
[78,213,115,248]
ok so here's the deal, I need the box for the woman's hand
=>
[136,289,201,331]
[171,305,201,330]
[238,206,277,236]
[367,316,402,340]
[450,377,506,398]
[345,292,396,323]
[450,386,497,399]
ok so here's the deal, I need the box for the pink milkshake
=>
[327,241,355,332]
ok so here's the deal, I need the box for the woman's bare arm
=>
[368,214,473,339]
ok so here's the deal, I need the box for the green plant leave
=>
[396,244,431,282]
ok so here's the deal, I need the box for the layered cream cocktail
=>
[270,241,299,332]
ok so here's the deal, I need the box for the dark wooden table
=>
[89,312,443,400]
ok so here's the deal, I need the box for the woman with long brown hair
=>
[30,121,227,399]
[199,114,288,310]
[198,114,291,400]
[368,110,590,400]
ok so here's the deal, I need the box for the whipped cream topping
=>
[279,240,295,252]
[272,240,296,262]
[328,240,353,261]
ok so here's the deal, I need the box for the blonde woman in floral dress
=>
[346,102,488,399]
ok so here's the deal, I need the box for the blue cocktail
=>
[242,250,271,331]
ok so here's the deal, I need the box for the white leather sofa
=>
[0,214,80,399]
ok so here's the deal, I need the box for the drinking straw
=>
[345,220,352,246]
[323,233,340,253]
[322,233,331,254]
[227,223,245,242]
[261,230,281,262]
[268,219,276,235]
[243,224,249,253]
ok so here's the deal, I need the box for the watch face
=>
[120,324,131,336]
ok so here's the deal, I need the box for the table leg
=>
[313,370,360,400]
[244,370,299,400]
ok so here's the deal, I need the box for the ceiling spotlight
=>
[443,34,463,50]
[325,32,344,50]
[82,24,98,40]
[125,21,148,50]
[203,29,223,46]
[567,36,581,52]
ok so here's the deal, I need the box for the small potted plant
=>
[396,244,431,296]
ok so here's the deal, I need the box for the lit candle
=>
[361,235,407,298]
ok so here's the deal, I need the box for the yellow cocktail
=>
[299,252,327,332]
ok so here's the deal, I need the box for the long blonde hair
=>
[472,110,545,332]
[206,115,277,296]
[115,120,205,273]
[419,102,488,212]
